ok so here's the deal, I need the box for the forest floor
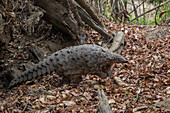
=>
[0,20,170,112]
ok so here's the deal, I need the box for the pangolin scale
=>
[9,44,128,88]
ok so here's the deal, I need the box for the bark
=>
[0,14,13,87]
[34,0,113,41]
[75,2,113,40]
[0,14,11,59]
[69,0,84,27]
[34,0,80,45]
[98,89,112,113]
[75,0,104,28]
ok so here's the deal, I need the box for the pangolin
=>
[9,44,128,88]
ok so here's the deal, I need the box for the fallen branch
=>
[98,89,112,113]
[76,3,113,40]
[75,0,105,28]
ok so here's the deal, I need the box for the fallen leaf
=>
[63,101,76,106]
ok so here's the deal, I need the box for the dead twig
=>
[131,0,139,24]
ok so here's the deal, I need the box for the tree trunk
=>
[34,0,80,45]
